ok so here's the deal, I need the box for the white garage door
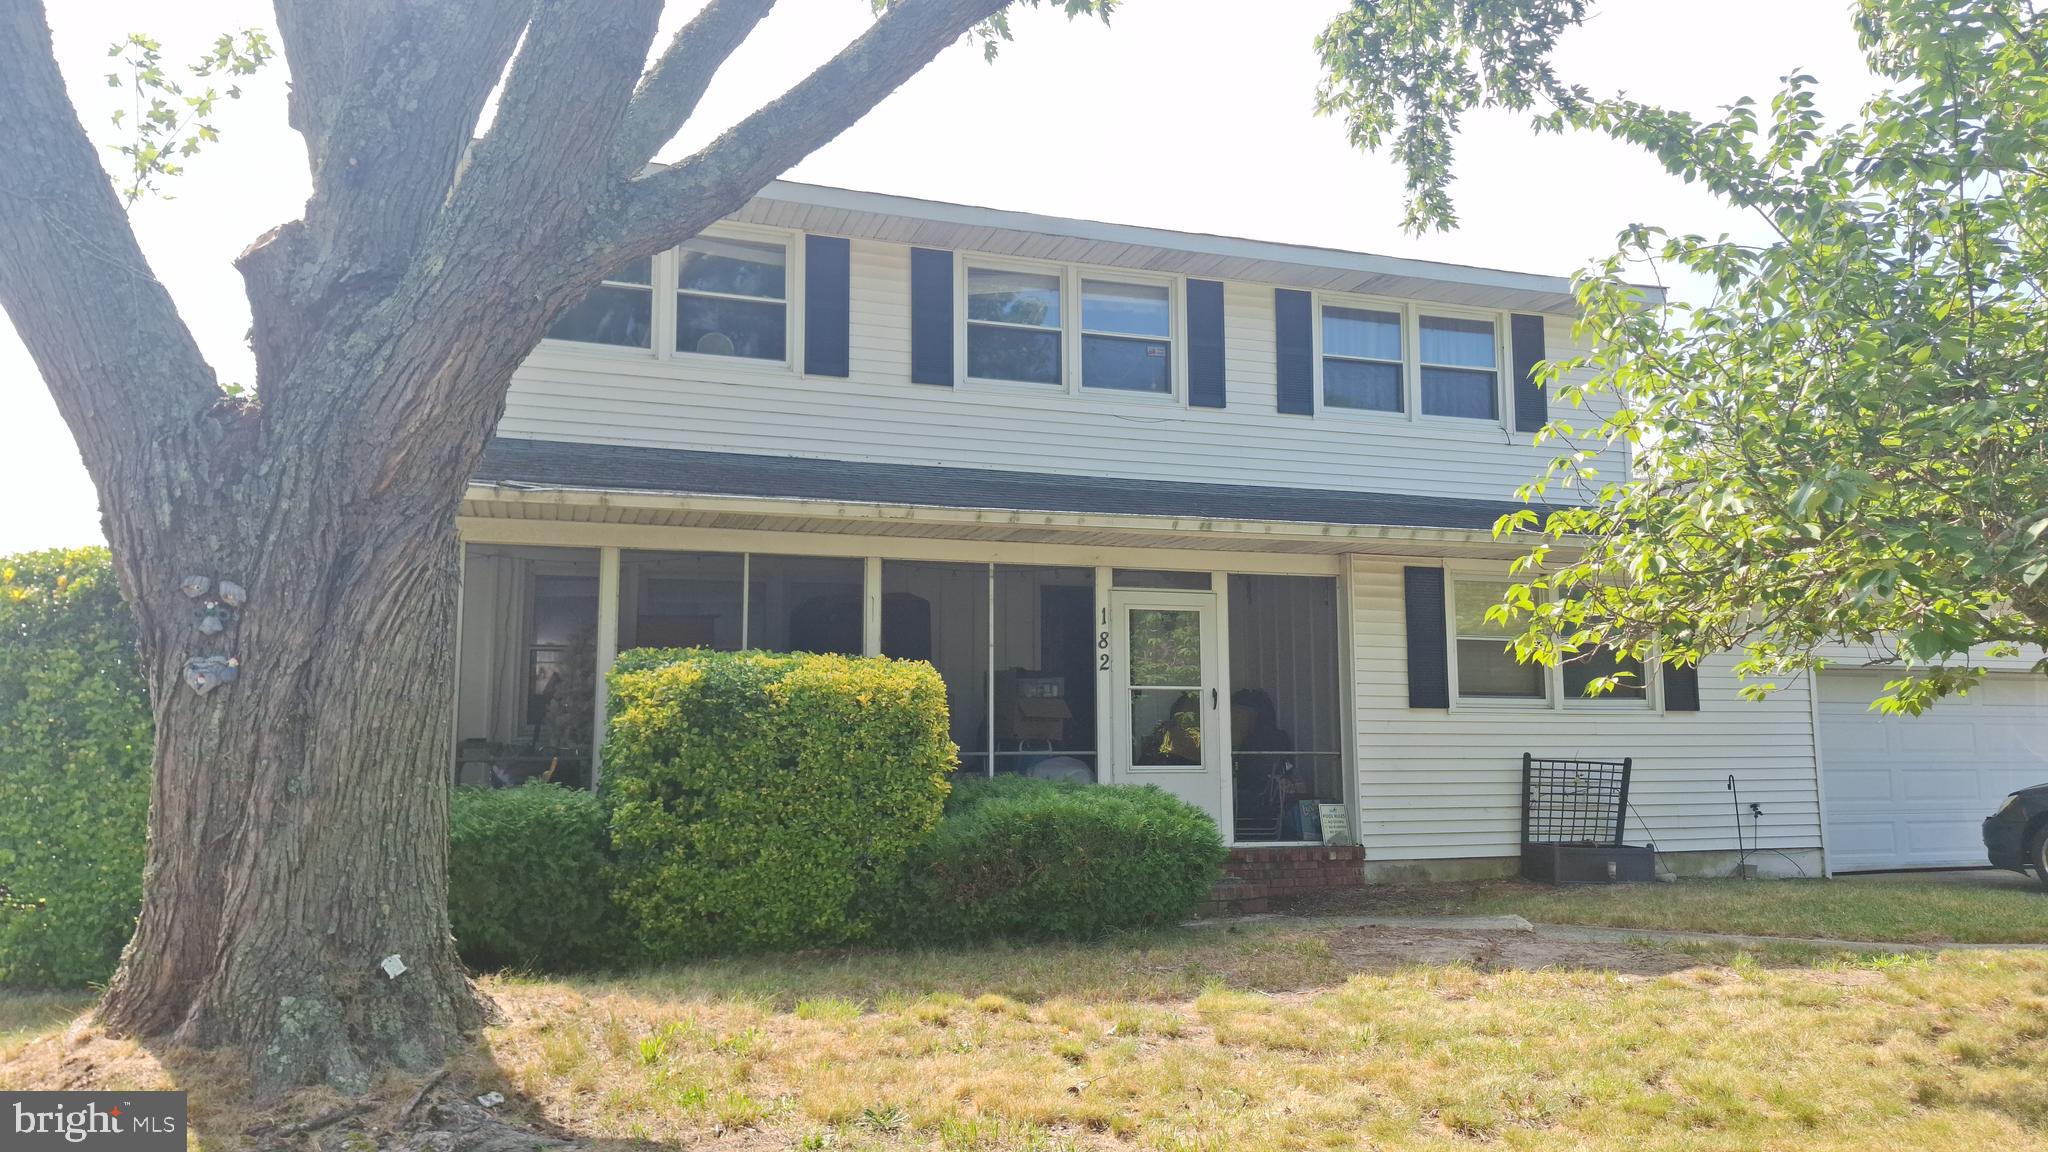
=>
[1820,671,2048,871]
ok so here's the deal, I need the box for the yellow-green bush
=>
[0,548,151,987]
[603,648,954,957]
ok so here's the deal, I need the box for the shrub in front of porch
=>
[448,782,618,971]
[888,776,1227,941]
[603,648,954,957]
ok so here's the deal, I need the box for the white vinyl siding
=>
[1350,557,1822,863]
[501,241,1623,508]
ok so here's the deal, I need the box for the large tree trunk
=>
[0,0,1024,1097]
[96,466,483,1095]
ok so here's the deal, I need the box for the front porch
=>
[453,537,1355,849]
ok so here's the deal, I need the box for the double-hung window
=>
[1452,578,1546,702]
[1559,590,1649,701]
[1419,315,1499,419]
[546,257,653,349]
[1079,279,1171,394]
[1322,305,1403,412]
[675,235,788,361]
[966,265,1062,385]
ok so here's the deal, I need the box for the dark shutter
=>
[1187,278,1226,408]
[909,247,953,386]
[1274,288,1313,415]
[1663,660,1701,712]
[1511,313,1548,433]
[1404,567,1451,708]
[803,235,851,377]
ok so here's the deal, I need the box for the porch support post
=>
[863,555,883,657]
[592,545,622,786]
[1093,566,1112,785]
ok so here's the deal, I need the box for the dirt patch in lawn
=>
[1319,924,1703,976]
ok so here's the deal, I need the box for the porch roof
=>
[467,437,1545,541]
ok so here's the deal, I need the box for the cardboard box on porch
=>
[994,670,1071,743]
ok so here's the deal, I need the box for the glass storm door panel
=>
[1109,591,1223,824]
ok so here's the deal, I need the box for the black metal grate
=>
[1521,754,1632,847]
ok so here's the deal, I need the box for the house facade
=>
[450,182,2044,881]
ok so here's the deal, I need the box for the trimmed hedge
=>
[891,775,1227,942]
[0,548,151,988]
[448,783,617,971]
[603,648,954,957]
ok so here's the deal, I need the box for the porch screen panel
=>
[747,554,864,655]
[622,550,745,652]
[1227,574,1344,843]
[994,566,1098,782]
[882,561,992,775]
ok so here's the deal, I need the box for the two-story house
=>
[449,182,2048,883]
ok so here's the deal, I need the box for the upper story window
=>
[676,235,787,361]
[966,265,1062,384]
[1452,577,1546,702]
[1322,306,1402,413]
[1080,279,1171,394]
[545,257,652,349]
[1419,315,1499,419]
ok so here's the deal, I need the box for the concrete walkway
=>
[1193,910,2048,953]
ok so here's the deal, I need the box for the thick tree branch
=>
[0,0,220,480]
[607,0,1009,258]
[249,0,529,388]
[613,0,779,171]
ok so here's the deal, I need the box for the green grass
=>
[0,992,91,1045]
[1394,875,2048,945]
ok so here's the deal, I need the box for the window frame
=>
[954,252,1186,403]
[1440,563,1662,713]
[1313,293,1412,419]
[1415,307,1507,424]
[536,257,660,358]
[668,222,801,373]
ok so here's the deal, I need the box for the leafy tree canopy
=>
[1322,0,2048,710]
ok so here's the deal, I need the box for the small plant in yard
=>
[885,775,1227,942]
[447,782,618,971]
[603,648,955,958]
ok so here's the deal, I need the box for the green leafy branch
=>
[104,29,274,206]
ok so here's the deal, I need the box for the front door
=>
[1108,590,1224,824]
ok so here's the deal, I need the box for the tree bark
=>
[0,0,1051,1098]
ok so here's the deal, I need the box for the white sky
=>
[0,0,1879,553]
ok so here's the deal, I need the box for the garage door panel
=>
[1821,672,2048,872]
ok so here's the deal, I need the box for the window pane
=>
[605,256,653,286]
[1081,280,1169,337]
[676,237,785,299]
[994,566,1097,782]
[1323,306,1400,361]
[1457,639,1546,698]
[967,324,1061,384]
[1324,358,1402,412]
[547,284,651,348]
[1419,315,1496,368]
[1131,689,1203,766]
[1564,648,1648,700]
[747,554,863,655]
[1454,579,1517,637]
[1128,608,1202,686]
[967,267,1060,328]
[677,296,786,360]
[1421,366,1498,419]
[1082,333,1171,393]
[884,561,992,774]
[626,551,744,651]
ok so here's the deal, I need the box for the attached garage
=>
[1820,671,2048,872]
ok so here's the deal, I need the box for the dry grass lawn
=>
[1292,874,2048,945]
[10,922,2048,1150]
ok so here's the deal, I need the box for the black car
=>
[1984,783,2048,887]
